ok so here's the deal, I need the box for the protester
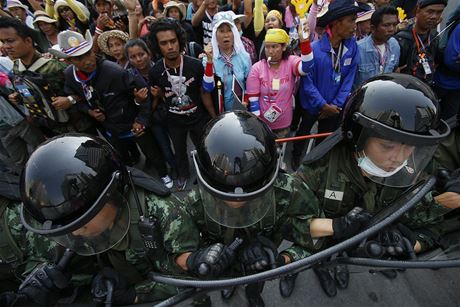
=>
[48,0,90,33]
[355,6,400,87]
[148,18,216,191]
[97,29,130,68]
[205,11,251,112]
[433,5,460,121]
[32,10,59,47]
[246,28,312,137]
[291,0,364,170]
[395,0,446,84]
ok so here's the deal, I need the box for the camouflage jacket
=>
[296,142,452,252]
[433,126,460,171]
[150,172,322,276]
[2,189,184,303]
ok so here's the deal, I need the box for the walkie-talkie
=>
[127,170,162,251]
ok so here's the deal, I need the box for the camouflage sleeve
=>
[6,205,60,274]
[274,174,324,262]
[402,192,452,252]
[134,280,179,303]
[145,194,201,274]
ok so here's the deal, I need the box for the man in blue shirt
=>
[354,6,400,88]
[433,5,460,121]
[291,0,364,171]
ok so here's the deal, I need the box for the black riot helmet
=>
[192,111,280,228]
[20,134,131,255]
[342,73,450,187]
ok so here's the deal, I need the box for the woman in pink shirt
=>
[246,28,313,137]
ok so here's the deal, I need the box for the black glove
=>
[332,207,372,240]
[17,262,70,306]
[0,292,24,307]
[376,224,417,258]
[186,243,235,277]
[241,236,285,272]
[91,267,137,306]
[443,168,460,194]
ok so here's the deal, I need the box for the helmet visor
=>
[355,130,438,187]
[49,192,130,256]
[199,184,275,228]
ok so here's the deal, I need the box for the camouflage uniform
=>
[150,172,322,276]
[296,142,452,252]
[0,188,188,303]
[433,126,460,170]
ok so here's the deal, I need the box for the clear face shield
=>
[355,130,438,188]
[192,150,280,228]
[21,172,131,256]
[351,112,450,188]
[51,193,130,256]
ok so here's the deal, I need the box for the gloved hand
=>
[241,235,285,272]
[91,267,137,306]
[332,207,372,240]
[375,224,417,258]
[17,262,71,306]
[186,243,235,277]
[443,168,460,194]
[0,292,23,307]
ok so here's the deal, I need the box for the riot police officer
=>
[1,134,188,306]
[294,73,452,296]
[155,111,320,307]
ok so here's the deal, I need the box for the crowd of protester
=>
[0,0,459,191]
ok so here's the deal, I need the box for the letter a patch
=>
[324,189,344,201]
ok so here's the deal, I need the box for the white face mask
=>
[357,152,407,178]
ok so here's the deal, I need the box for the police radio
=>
[127,171,162,251]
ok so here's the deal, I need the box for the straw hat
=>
[97,30,129,56]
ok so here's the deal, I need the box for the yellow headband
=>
[265,10,283,25]
[265,28,289,44]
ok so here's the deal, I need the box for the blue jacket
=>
[299,34,359,115]
[354,36,400,88]
[213,51,251,111]
[434,23,460,90]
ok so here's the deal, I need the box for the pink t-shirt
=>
[246,55,301,130]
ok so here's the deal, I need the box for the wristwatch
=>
[67,96,77,105]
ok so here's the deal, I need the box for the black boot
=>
[334,264,349,289]
[221,287,236,300]
[245,282,265,307]
[313,266,337,297]
[279,273,298,298]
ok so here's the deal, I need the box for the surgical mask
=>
[357,152,408,178]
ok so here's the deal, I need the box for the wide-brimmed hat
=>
[356,3,374,23]
[49,30,93,59]
[164,1,186,21]
[317,0,366,27]
[211,11,236,30]
[33,11,58,25]
[6,0,28,10]
[54,0,90,19]
[97,30,129,56]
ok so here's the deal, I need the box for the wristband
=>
[95,27,103,35]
